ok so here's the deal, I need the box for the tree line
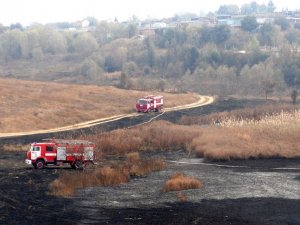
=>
[1,13,300,98]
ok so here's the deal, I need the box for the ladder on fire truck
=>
[43,138,94,145]
[43,138,95,168]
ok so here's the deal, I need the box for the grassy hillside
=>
[0,78,198,133]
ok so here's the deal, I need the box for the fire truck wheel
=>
[74,160,83,170]
[36,159,45,169]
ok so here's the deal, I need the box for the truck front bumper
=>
[25,159,32,165]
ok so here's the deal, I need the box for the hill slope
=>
[0,78,198,133]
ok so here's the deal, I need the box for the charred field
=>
[0,97,300,225]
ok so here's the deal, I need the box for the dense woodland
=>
[1,1,300,98]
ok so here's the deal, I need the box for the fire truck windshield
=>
[138,100,148,105]
[31,146,41,151]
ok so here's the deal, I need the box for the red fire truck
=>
[136,95,164,113]
[25,139,95,169]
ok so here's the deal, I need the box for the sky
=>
[0,0,299,26]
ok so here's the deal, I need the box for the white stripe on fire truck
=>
[45,153,56,156]
[45,153,90,157]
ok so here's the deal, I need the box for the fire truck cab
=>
[136,95,163,113]
[25,139,95,169]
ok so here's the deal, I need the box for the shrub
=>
[49,153,165,197]
[162,172,202,192]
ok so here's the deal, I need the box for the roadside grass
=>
[0,78,198,133]
[49,152,166,197]
[162,172,202,192]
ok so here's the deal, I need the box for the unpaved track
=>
[0,95,214,138]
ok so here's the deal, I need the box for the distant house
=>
[217,15,242,27]
[218,18,241,27]
[256,16,274,24]
[79,19,96,32]
[81,19,90,28]
[285,16,300,25]
[68,27,77,31]
[152,22,167,29]
[138,21,166,36]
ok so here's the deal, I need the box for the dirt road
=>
[0,95,214,139]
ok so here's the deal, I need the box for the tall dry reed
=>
[189,110,300,160]
[90,121,202,157]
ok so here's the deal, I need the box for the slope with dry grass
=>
[0,78,198,133]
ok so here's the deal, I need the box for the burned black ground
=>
[0,151,299,225]
[0,98,299,225]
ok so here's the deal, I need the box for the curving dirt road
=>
[0,95,214,138]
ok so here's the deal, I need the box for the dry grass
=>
[2,144,28,152]
[87,106,300,161]
[50,152,166,197]
[90,107,300,161]
[89,121,202,156]
[162,172,202,192]
[179,104,300,126]
[0,78,198,133]
[124,152,166,177]
[49,167,129,197]
[188,110,300,160]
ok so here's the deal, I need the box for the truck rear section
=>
[25,139,95,169]
[136,95,163,113]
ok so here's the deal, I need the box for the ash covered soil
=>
[0,98,300,225]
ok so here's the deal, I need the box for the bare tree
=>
[291,89,298,104]
[262,80,276,100]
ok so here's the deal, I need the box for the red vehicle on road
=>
[25,139,95,169]
[136,95,163,113]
